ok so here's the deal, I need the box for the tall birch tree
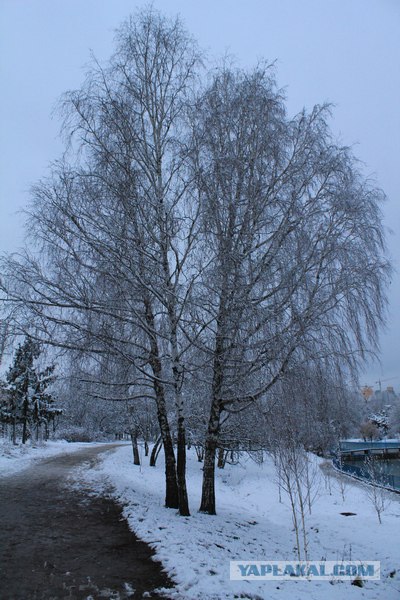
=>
[189,66,389,514]
[0,8,201,515]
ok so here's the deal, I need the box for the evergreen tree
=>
[32,364,62,440]
[5,337,39,443]
[0,379,14,440]
[3,337,61,443]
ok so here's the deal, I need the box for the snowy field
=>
[0,439,97,477]
[76,445,400,600]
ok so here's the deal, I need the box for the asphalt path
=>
[0,444,173,600]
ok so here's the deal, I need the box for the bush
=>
[54,425,95,442]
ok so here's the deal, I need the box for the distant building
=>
[372,386,399,408]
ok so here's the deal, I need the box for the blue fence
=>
[333,458,400,492]
[339,440,400,452]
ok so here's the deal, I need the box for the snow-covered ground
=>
[77,445,400,600]
[0,439,98,477]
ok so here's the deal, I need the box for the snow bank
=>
[76,445,400,600]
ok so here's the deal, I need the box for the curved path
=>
[0,445,173,600]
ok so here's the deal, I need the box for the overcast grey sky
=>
[0,0,399,388]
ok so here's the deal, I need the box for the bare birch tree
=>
[364,456,391,524]
[189,66,389,514]
[0,8,201,515]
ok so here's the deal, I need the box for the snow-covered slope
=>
[77,445,400,600]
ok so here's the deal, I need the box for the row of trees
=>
[0,9,390,515]
[0,337,61,444]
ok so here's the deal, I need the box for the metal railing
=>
[339,440,400,452]
[333,458,400,492]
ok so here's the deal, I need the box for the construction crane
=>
[375,377,398,392]
[361,377,398,400]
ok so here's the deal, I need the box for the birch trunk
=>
[199,397,221,514]
[130,430,140,466]
[145,299,179,509]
